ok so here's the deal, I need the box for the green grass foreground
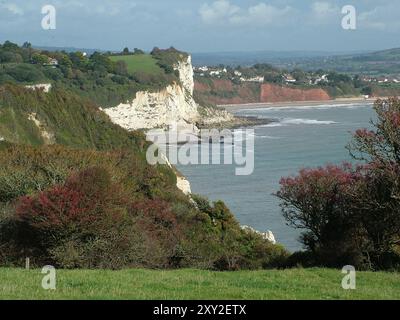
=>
[0,268,399,300]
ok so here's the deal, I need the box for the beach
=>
[218,97,379,112]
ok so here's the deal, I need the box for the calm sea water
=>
[176,103,375,251]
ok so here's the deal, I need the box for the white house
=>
[196,66,209,72]
[284,75,296,83]
[314,74,328,84]
[240,76,264,83]
[44,58,59,67]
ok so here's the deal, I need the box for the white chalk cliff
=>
[103,55,232,131]
[104,55,200,131]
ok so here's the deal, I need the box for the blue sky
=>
[0,0,399,53]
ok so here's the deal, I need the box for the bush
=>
[276,164,367,267]
[277,98,400,270]
[0,145,288,270]
[5,64,46,83]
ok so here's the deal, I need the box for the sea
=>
[176,102,375,252]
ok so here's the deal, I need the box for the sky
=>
[0,0,399,53]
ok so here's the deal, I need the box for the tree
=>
[133,48,144,55]
[69,52,88,70]
[22,42,32,49]
[361,86,372,96]
[89,52,113,73]
[31,53,49,65]
[114,60,128,76]
[277,98,400,269]
[348,98,400,266]
[276,164,367,267]
[122,47,130,55]
[292,69,308,84]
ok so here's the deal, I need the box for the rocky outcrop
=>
[25,83,52,93]
[160,151,193,195]
[241,225,276,244]
[260,83,330,103]
[176,55,195,96]
[28,113,55,145]
[104,55,200,131]
[198,106,234,127]
[104,55,234,131]
[104,83,199,131]
[176,176,192,195]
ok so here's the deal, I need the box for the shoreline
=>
[218,97,378,112]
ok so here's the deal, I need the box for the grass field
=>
[0,268,399,300]
[109,54,163,75]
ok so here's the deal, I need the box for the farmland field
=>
[109,54,163,75]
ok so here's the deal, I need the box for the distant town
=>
[194,65,400,86]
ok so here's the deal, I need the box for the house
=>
[44,58,59,67]
[195,66,209,72]
[209,68,227,77]
[240,76,264,83]
[209,70,221,76]
[313,74,328,85]
[360,76,373,83]
[284,75,296,83]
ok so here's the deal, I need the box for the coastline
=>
[218,97,378,112]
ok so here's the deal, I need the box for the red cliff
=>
[260,83,330,103]
[194,79,331,105]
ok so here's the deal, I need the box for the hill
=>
[191,50,367,67]
[0,69,287,271]
[0,41,179,107]
[0,84,145,150]
[276,48,400,75]
[351,48,400,62]
[193,47,400,76]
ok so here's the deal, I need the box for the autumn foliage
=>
[277,98,400,269]
[0,145,286,270]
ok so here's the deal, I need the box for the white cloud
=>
[199,0,293,26]
[2,3,24,15]
[229,3,292,26]
[95,5,121,16]
[311,1,339,22]
[358,5,400,31]
[199,0,239,24]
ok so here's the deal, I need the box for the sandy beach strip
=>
[218,97,379,112]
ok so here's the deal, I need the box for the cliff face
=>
[104,56,200,131]
[104,83,199,131]
[195,79,260,105]
[176,55,195,96]
[260,83,330,103]
[194,79,331,105]
[104,56,233,131]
